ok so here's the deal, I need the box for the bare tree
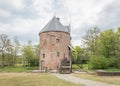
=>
[0,34,10,68]
[83,27,100,56]
[13,36,20,66]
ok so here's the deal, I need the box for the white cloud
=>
[0,0,24,11]
[64,0,114,26]
[0,0,120,46]
[33,0,52,16]
[0,8,11,18]
[10,0,24,11]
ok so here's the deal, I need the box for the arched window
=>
[56,39,60,43]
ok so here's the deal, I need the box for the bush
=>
[114,57,120,68]
[89,56,116,69]
[106,57,116,68]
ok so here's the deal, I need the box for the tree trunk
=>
[1,53,5,68]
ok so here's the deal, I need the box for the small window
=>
[43,54,45,58]
[56,39,60,43]
[57,52,60,57]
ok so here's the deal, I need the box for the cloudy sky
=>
[0,0,120,46]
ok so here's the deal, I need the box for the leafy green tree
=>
[72,46,84,68]
[83,27,120,69]
[98,29,116,58]
[72,50,77,64]
[115,27,120,68]
[22,41,39,67]
[90,28,120,68]
[33,44,39,66]
[22,45,35,66]
[75,46,82,63]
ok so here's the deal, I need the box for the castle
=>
[39,16,72,73]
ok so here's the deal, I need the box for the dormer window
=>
[56,39,60,43]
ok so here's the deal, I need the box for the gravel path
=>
[53,74,120,86]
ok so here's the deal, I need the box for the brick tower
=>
[39,16,72,73]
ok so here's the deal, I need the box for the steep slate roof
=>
[40,16,70,34]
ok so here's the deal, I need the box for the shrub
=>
[89,56,114,69]
[106,57,116,68]
[114,57,120,68]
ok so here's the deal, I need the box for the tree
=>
[98,29,116,58]
[13,36,20,66]
[72,46,84,68]
[22,41,36,66]
[83,27,100,56]
[91,28,120,68]
[0,34,10,68]
[72,49,77,64]
[6,39,14,66]
[34,44,39,66]
[115,27,120,68]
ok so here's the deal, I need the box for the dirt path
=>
[53,74,119,86]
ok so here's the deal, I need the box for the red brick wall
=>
[39,31,70,70]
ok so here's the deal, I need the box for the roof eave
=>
[39,30,70,35]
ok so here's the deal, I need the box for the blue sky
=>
[0,0,120,46]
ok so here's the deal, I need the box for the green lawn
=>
[72,64,120,72]
[72,64,89,70]
[0,73,82,86]
[73,64,120,85]
[104,68,120,72]
[74,73,120,85]
[0,66,39,72]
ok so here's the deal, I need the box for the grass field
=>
[74,73,120,85]
[0,66,38,72]
[0,65,120,86]
[72,64,89,70]
[72,64,120,72]
[1,64,119,73]
[0,73,83,86]
[104,68,120,72]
